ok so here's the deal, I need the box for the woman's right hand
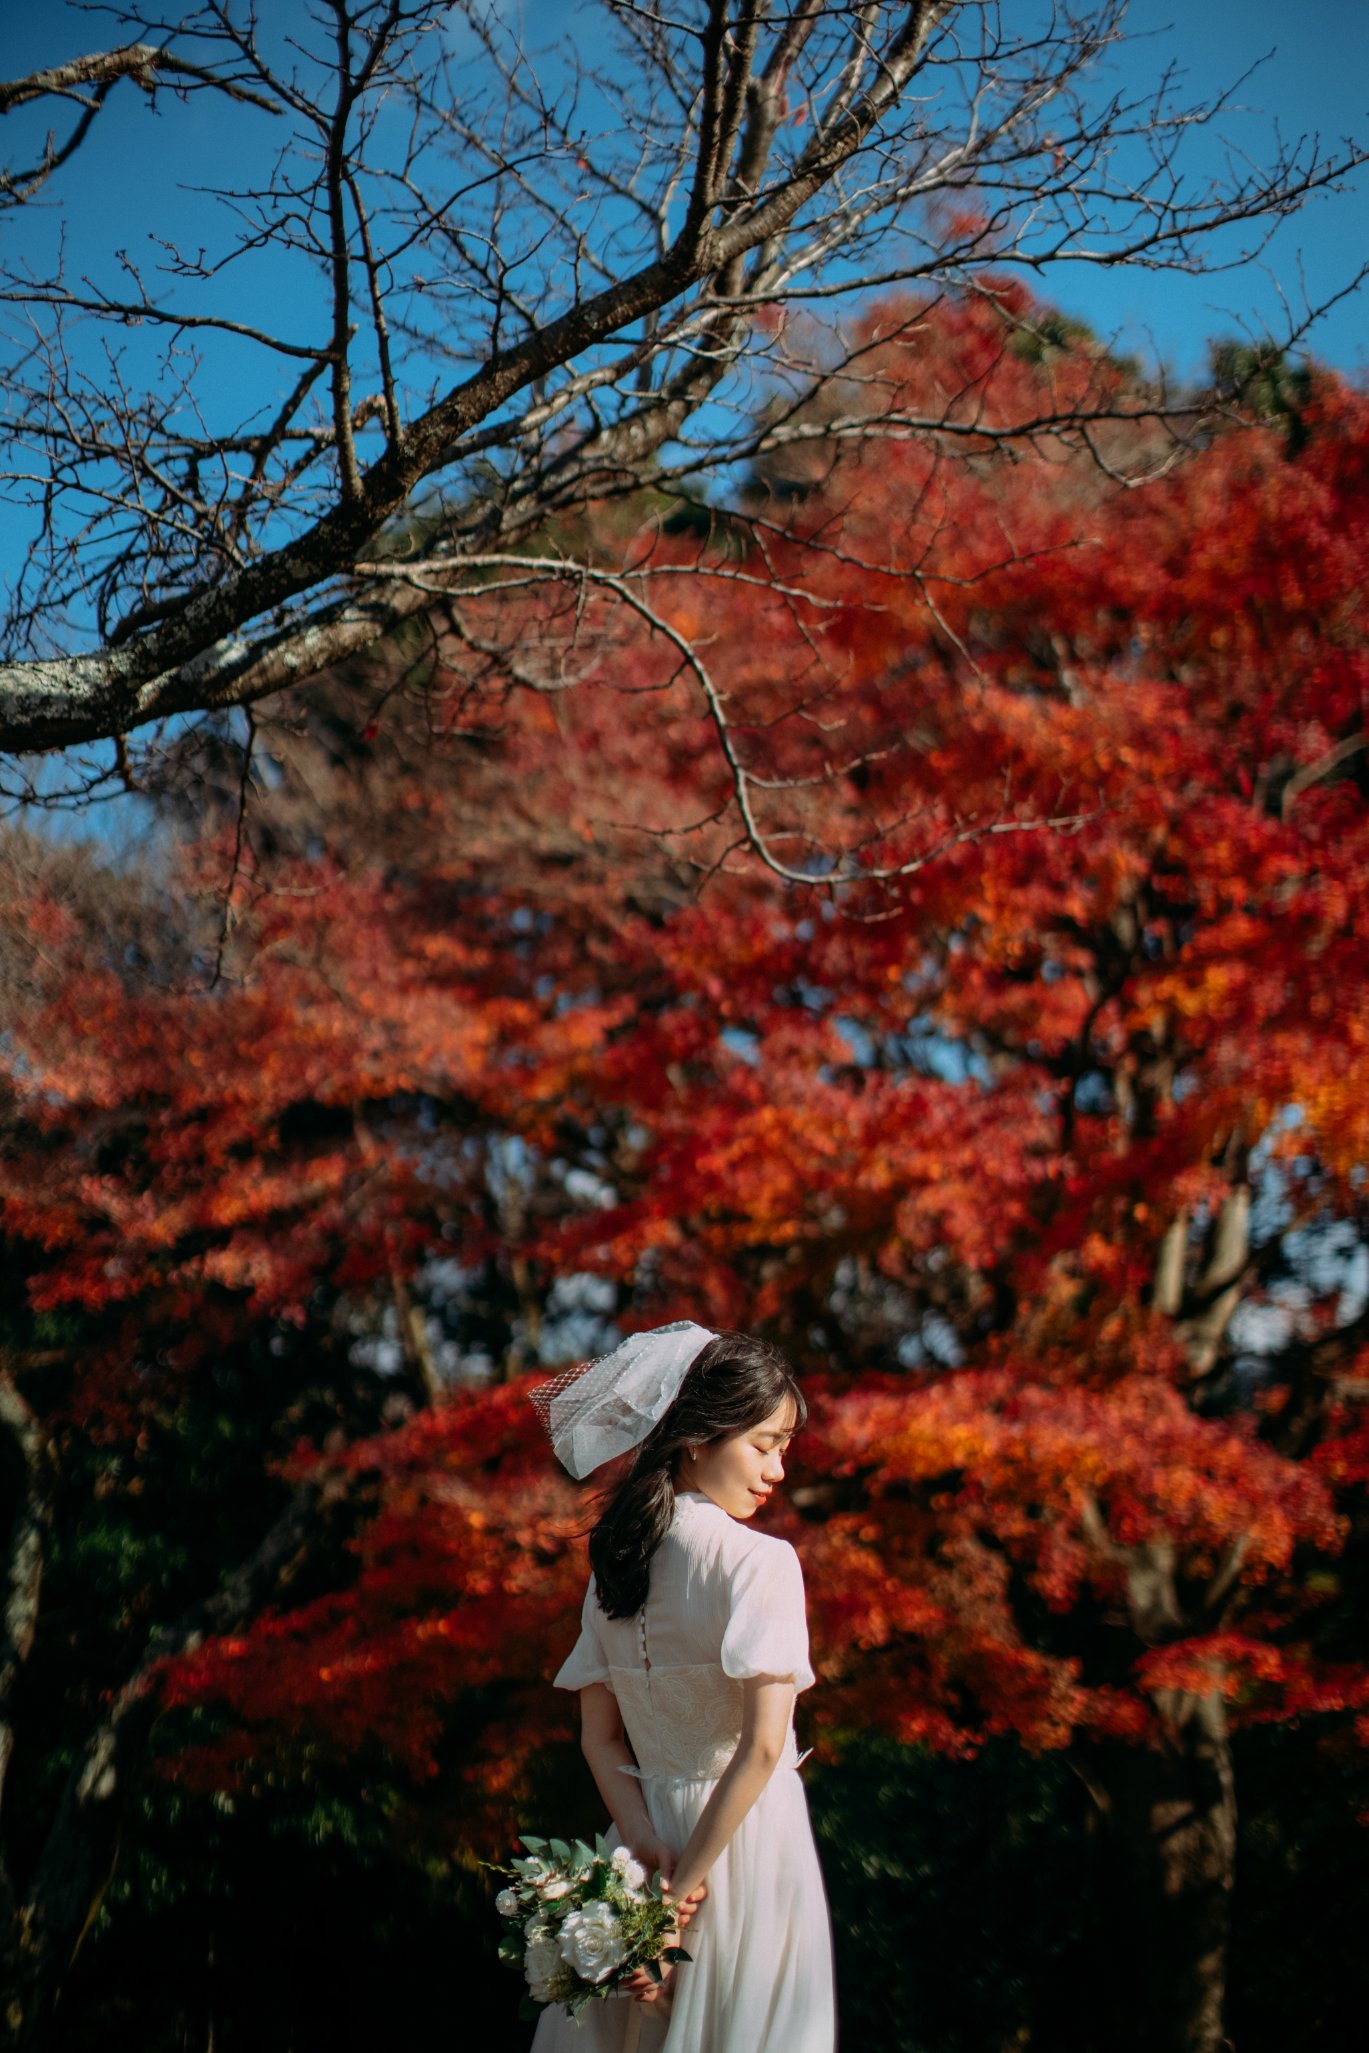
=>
[660,1874,708,1933]
[627,1831,678,1892]
[619,1868,708,2003]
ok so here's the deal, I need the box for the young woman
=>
[528,1322,837,2053]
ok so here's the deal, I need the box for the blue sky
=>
[4,0,1366,382]
[1052,0,1369,376]
[0,0,1364,772]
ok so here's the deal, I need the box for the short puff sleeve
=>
[720,1539,815,1691]
[552,1575,612,1692]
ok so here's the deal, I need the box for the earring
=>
[688,1446,698,1460]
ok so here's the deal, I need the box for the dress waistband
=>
[618,1748,811,1789]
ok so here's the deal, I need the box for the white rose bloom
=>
[524,1931,564,2003]
[558,1899,628,1984]
[525,1911,551,1938]
[495,1888,520,1917]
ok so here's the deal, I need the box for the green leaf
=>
[548,1837,571,1863]
[520,1835,548,1855]
[646,1957,664,1984]
[664,1946,692,1965]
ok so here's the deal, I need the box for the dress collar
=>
[674,1487,726,1515]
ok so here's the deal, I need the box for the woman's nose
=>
[764,1451,785,1481]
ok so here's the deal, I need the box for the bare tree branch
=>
[0,1,1361,780]
[0,38,279,204]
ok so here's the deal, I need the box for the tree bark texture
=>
[0,1478,326,2053]
[1084,1690,1237,2053]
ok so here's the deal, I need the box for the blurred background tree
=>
[2,287,1368,2049]
[0,0,1363,771]
[2,5,1368,2051]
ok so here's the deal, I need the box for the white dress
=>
[529,1489,836,2053]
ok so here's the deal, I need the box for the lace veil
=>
[528,1320,716,1478]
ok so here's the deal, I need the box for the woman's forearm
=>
[582,1733,655,1848]
[668,1740,784,1903]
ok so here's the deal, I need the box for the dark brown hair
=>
[587,1330,805,1619]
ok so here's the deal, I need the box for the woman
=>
[528,1321,837,2052]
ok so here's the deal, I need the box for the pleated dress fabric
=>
[528,1489,837,2053]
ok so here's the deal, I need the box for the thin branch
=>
[360,551,1098,884]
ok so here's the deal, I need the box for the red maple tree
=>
[3,290,1367,2052]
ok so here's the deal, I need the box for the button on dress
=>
[529,1489,837,2052]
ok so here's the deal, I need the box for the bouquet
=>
[489,1832,691,2021]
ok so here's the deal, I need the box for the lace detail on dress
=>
[609,1662,799,1781]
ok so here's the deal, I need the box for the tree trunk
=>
[1080,1689,1236,2053]
[0,1477,328,2053]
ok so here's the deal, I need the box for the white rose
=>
[524,1931,564,2003]
[558,1899,628,1984]
[495,1887,520,1917]
[525,1911,551,1939]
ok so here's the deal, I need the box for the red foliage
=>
[153,1378,586,1821]
[5,289,1369,1819]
